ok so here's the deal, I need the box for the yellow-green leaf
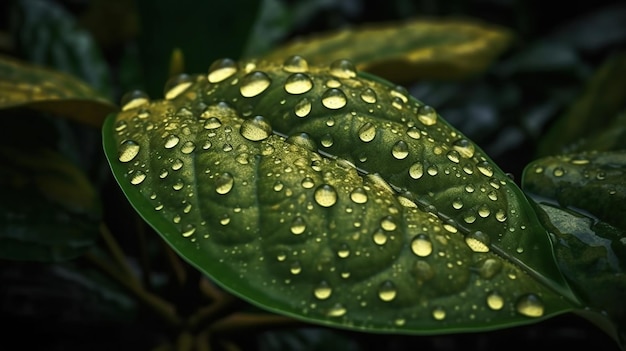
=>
[0,55,117,127]
[261,18,513,83]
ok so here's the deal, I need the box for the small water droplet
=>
[426,165,438,176]
[173,181,184,191]
[118,140,140,163]
[380,216,397,231]
[329,59,357,79]
[477,161,494,177]
[432,307,446,320]
[377,281,397,302]
[240,115,273,141]
[391,140,409,159]
[411,234,433,257]
[516,294,544,317]
[290,261,302,275]
[478,205,491,218]
[337,243,350,258]
[465,231,490,252]
[488,190,498,201]
[207,58,238,83]
[326,303,346,317]
[478,258,502,279]
[452,139,475,158]
[406,126,421,139]
[409,162,424,179]
[181,224,196,238]
[130,170,146,185]
[553,167,565,177]
[452,198,463,210]
[240,71,272,97]
[220,214,231,225]
[360,88,377,103]
[486,292,504,310]
[294,98,312,117]
[287,132,317,151]
[171,158,184,171]
[373,229,387,245]
[283,55,309,73]
[418,105,437,126]
[284,73,313,94]
[495,209,507,222]
[446,150,460,163]
[350,187,368,204]
[165,74,193,100]
[203,117,222,129]
[358,122,376,142]
[120,90,149,111]
[164,134,180,149]
[314,281,332,300]
[181,141,196,154]
[215,172,234,194]
[321,88,347,109]
[314,184,338,207]
[300,177,315,189]
[273,181,284,192]
[290,216,306,235]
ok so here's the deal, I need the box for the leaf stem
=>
[99,222,137,280]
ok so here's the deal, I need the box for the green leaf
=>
[0,54,116,127]
[261,18,513,83]
[103,57,577,335]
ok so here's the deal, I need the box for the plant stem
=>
[99,222,137,280]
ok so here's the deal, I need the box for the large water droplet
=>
[380,216,397,231]
[207,58,238,83]
[294,98,312,117]
[329,59,357,79]
[283,55,309,73]
[358,122,376,142]
[130,170,146,185]
[240,115,273,141]
[321,88,347,109]
[118,140,140,163]
[290,216,306,235]
[120,90,149,111]
[465,231,490,252]
[350,187,368,204]
[516,294,544,317]
[284,73,313,94]
[215,172,234,194]
[391,140,409,159]
[181,141,196,154]
[411,234,433,257]
[373,229,387,245]
[203,117,222,129]
[240,71,272,97]
[453,139,475,158]
[417,105,437,126]
[360,88,377,104]
[164,74,193,100]
[164,134,180,149]
[486,291,504,310]
[314,184,338,207]
[314,281,332,300]
[378,281,397,302]
[409,162,424,179]
[477,161,494,177]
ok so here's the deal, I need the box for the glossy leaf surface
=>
[103,57,577,334]
[261,18,513,83]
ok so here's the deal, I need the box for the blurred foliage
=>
[1,0,625,350]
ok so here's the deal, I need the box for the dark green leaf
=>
[103,57,577,334]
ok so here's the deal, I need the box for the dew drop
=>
[181,224,196,238]
[290,261,302,275]
[164,74,193,100]
[329,59,357,79]
[432,307,446,320]
[553,167,565,177]
[240,71,272,98]
[373,230,387,245]
[446,150,460,163]
[171,158,183,171]
[321,88,347,109]
[350,187,368,204]
[391,140,409,160]
[120,90,149,111]
[294,98,312,117]
[283,55,309,73]
[406,126,421,139]
[377,281,397,302]
[486,292,504,310]
[380,216,397,231]
[314,184,338,207]
[452,139,475,158]
[426,165,438,176]
[207,58,238,83]
[516,294,544,317]
[478,258,502,279]
[495,209,507,222]
[172,181,184,191]
[477,161,494,177]
[240,115,273,141]
[452,198,464,210]
[409,162,424,179]
[418,105,437,126]
[130,170,146,185]
[337,243,350,258]
[290,216,306,235]
[181,141,196,154]
[215,172,234,194]
[465,231,490,252]
[287,132,317,151]
[203,117,222,129]
[478,205,490,218]
[360,88,377,104]
[411,234,433,257]
[314,281,332,300]
[301,177,315,189]
[358,122,376,142]
[320,134,334,148]
[164,134,180,149]
[284,73,313,94]
[118,140,140,163]
[326,303,346,317]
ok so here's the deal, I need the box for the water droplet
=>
[452,139,475,158]
[286,132,317,151]
[432,307,446,320]
[329,59,357,79]
[486,292,504,310]
[301,177,315,189]
[377,281,397,302]
[452,198,463,210]
[164,74,193,100]
[203,117,222,129]
[360,88,377,103]
[516,294,544,317]
[391,140,409,159]
[326,303,346,317]
[380,216,397,231]
[321,88,347,109]
[215,172,234,194]
[465,231,490,252]
[409,162,424,179]
[373,230,387,245]
[426,165,438,176]
[240,71,272,97]
[220,214,231,226]
[120,90,149,111]
[181,224,196,238]
[406,126,421,139]
[181,141,196,154]
[159,169,169,179]
[394,318,406,326]
[314,184,338,207]
[290,216,306,235]
[478,205,490,218]
[173,181,184,191]
[319,134,334,148]
[294,98,312,117]
[411,234,433,257]
[495,209,507,222]
[130,171,146,185]
[164,134,180,149]
[118,140,140,163]
[350,187,368,204]
[171,158,183,171]
[553,167,565,177]
[290,261,302,275]
[337,243,350,258]
[418,105,437,126]
[446,150,460,163]
[283,55,309,73]
[284,73,313,94]
[488,190,498,201]
[273,181,284,192]
[358,122,376,142]
[478,258,502,279]
[477,161,494,177]
[207,58,238,83]
[240,115,273,141]
[314,281,332,300]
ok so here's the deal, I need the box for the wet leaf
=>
[103,57,577,335]
[261,18,513,83]
[0,55,116,127]
[0,146,101,261]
